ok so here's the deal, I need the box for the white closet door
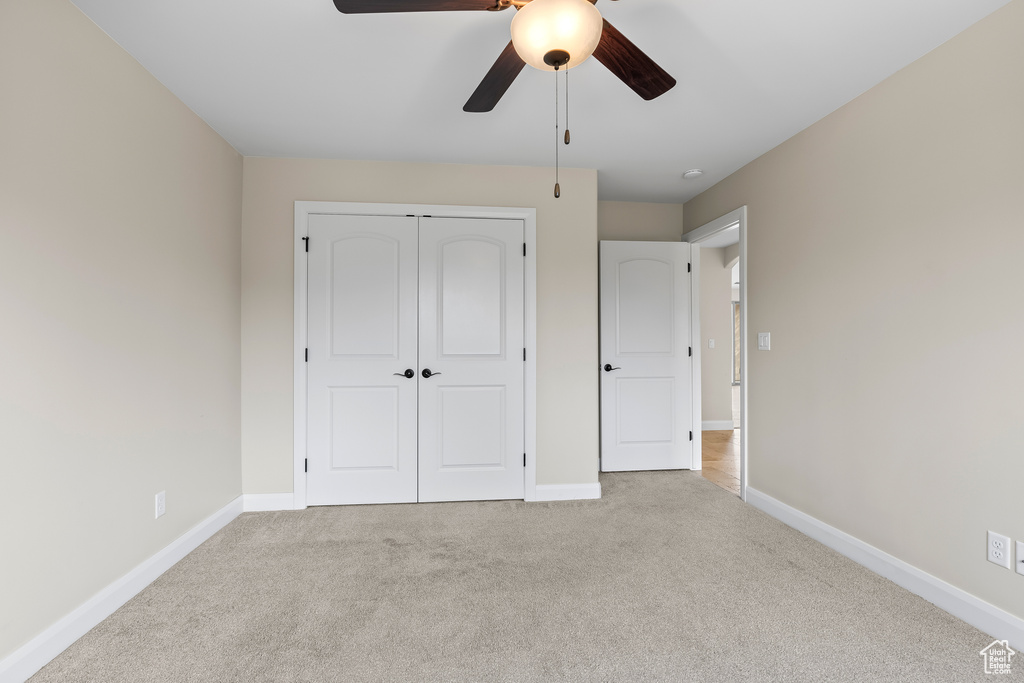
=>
[306,214,419,505]
[599,241,692,472]
[417,217,525,502]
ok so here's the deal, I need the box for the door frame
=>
[293,201,538,509]
[683,206,749,501]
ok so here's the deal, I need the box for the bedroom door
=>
[599,241,693,472]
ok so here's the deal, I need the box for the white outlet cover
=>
[155,491,166,519]
[988,530,1011,569]
[708,339,715,349]
[1017,541,1024,576]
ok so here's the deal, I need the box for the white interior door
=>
[306,214,419,505]
[417,217,525,502]
[306,214,525,505]
[599,241,692,472]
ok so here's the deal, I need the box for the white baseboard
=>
[533,482,602,502]
[0,497,243,683]
[746,487,1024,651]
[242,493,297,512]
[702,420,736,431]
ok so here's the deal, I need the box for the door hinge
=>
[523,453,527,467]
[523,242,526,257]
[305,348,308,362]
[302,236,309,252]
[523,348,526,361]
[304,458,308,473]
[688,346,692,357]
[689,431,693,441]
[687,262,691,273]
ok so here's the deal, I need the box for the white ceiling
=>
[69,0,1009,203]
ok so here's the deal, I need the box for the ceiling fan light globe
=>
[510,0,603,71]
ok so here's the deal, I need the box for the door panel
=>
[329,387,399,470]
[438,386,506,468]
[329,236,401,357]
[440,239,505,357]
[307,214,418,505]
[616,259,674,355]
[418,217,525,502]
[600,241,692,472]
[616,377,675,444]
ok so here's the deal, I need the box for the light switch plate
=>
[708,339,715,349]
[757,332,771,351]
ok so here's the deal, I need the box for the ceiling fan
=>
[331,0,676,112]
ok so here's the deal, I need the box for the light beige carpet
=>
[32,472,1014,682]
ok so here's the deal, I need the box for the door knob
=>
[603,364,621,372]
[421,368,442,378]
[393,369,415,379]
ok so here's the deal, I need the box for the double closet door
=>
[306,214,525,505]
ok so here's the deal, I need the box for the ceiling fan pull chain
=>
[554,64,560,199]
[564,66,570,145]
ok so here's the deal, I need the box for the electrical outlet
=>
[708,339,715,349]
[1017,541,1024,576]
[155,491,166,519]
[988,531,1011,569]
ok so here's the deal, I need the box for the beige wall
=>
[684,0,1024,620]
[0,0,243,660]
[598,201,683,241]
[699,247,734,425]
[241,159,599,492]
[723,243,739,270]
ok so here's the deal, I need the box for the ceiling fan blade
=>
[333,0,499,13]
[463,41,526,112]
[592,20,676,100]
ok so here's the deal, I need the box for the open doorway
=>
[684,208,748,500]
